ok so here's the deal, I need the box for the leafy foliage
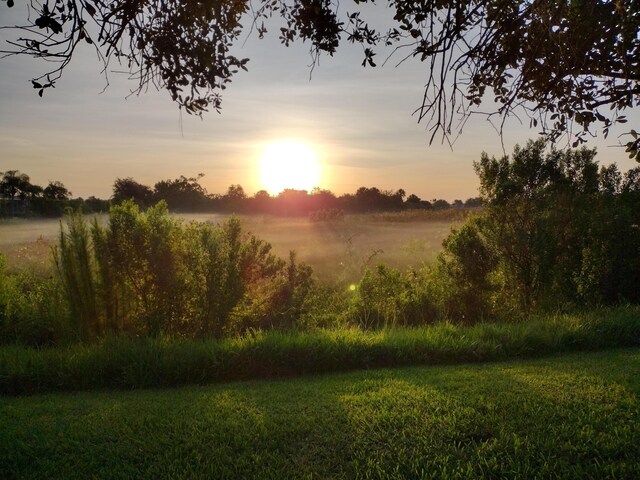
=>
[52,201,314,339]
[54,210,98,339]
[111,177,153,207]
[2,1,638,147]
[435,220,499,323]
[0,253,69,346]
[347,140,640,325]
[472,139,640,310]
[43,181,71,200]
[350,263,440,329]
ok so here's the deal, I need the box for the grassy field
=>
[0,212,462,282]
[2,307,638,395]
[1,348,638,479]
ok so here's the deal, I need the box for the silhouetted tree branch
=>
[1,1,639,157]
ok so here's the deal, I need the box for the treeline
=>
[112,174,481,215]
[1,169,480,218]
[0,170,108,217]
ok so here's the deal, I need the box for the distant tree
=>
[355,187,380,212]
[83,196,110,213]
[405,193,432,210]
[309,187,338,211]
[43,180,72,200]
[254,190,271,201]
[432,199,451,210]
[0,170,44,215]
[26,183,44,199]
[464,197,483,208]
[354,186,404,211]
[275,189,312,216]
[406,194,421,204]
[112,177,153,206]
[3,1,638,154]
[226,184,246,200]
[153,174,208,210]
[249,189,273,214]
[221,184,247,212]
[0,170,32,201]
[419,199,433,210]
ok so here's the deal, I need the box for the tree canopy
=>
[1,1,639,157]
[0,170,78,216]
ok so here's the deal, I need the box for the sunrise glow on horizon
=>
[258,140,322,194]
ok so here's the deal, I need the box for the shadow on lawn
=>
[1,349,638,479]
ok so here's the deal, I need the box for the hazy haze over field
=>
[0,214,460,282]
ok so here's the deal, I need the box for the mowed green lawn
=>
[2,349,639,479]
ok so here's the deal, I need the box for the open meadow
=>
[0,211,464,283]
[2,348,638,479]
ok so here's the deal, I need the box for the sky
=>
[1,2,639,201]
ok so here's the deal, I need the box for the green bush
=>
[432,220,501,324]
[350,264,438,329]
[230,251,314,333]
[0,254,69,346]
[52,202,315,340]
[474,140,640,310]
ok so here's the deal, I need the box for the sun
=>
[259,140,321,194]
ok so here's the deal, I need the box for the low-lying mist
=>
[0,213,460,283]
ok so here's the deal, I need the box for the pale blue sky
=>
[1,3,638,200]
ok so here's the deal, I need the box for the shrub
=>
[433,220,500,324]
[229,250,314,334]
[350,264,438,329]
[0,254,69,346]
[51,202,316,340]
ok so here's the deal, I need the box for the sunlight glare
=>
[259,140,321,194]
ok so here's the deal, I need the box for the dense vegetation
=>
[2,349,638,478]
[1,141,639,480]
[445,139,640,314]
[1,307,638,395]
[45,202,309,342]
[1,141,639,348]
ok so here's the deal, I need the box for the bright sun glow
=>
[259,140,321,194]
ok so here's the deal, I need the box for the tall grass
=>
[364,208,477,223]
[1,306,637,395]
[53,210,98,339]
[0,253,69,346]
